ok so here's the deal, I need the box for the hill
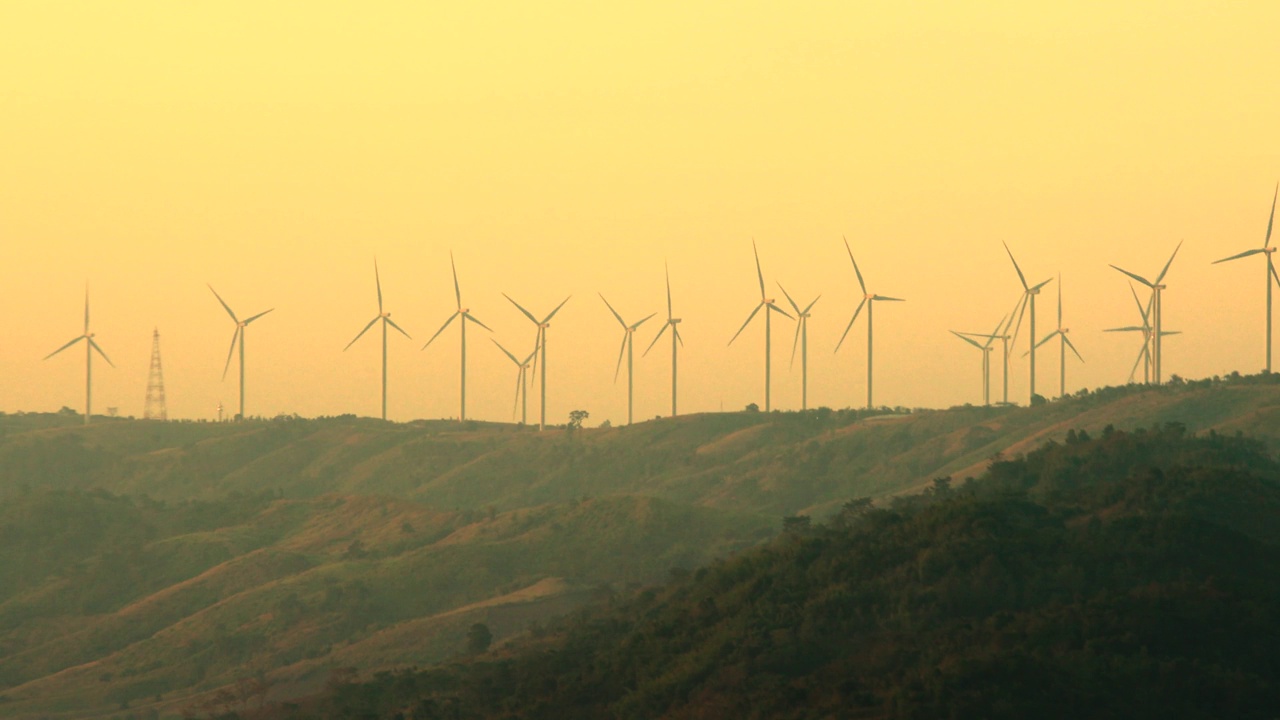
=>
[287,424,1280,719]
[2,373,1280,717]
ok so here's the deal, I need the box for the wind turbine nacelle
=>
[670,318,682,324]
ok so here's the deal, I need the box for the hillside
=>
[2,373,1280,717]
[286,424,1280,719]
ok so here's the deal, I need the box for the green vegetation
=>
[284,424,1280,719]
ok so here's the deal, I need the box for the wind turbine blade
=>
[1057,278,1062,326]
[1154,240,1182,284]
[222,328,240,379]
[874,295,905,302]
[1129,282,1150,324]
[422,312,459,349]
[843,236,867,295]
[1103,326,1146,333]
[1213,248,1265,264]
[1110,264,1153,288]
[951,330,985,350]
[83,285,90,333]
[543,295,572,323]
[244,308,273,325]
[802,295,821,314]
[674,326,684,347]
[491,338,520,365]
[789,319,802,367]
[512,370,521,420]
[630,313,657,330]
[1032,331,1059,351]
[1161,330,1182,337]
[1003,242,1029,290]
[984,316,1006,349]
[450,251,461,308]
[89,338,115,368]
[777,282,801,315]
[1267,182,1279,246]
[344,316,379,351]
[729,303,764,345]
[613,334,627,383]
[522,343,540,365]
[752,239,765,299]
[463,312,493,332]
[208,284,239,323]
[1271,259,1280,288]
[1029,278,1053,293]
[385,317,412,339]
[374,259,384,314]
[1064,335,1084,362]
[504,294,539,324]
[665,262,673,318]
[768,303,794,320]
[599,293,626,328]
[1128,343,1146,383]
[834,298,867,352]
[643,323,669,357]
[44,335,85,360]
[1008,294,1029,353]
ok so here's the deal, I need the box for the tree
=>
[467,622,492,654]
[568,410,590,430]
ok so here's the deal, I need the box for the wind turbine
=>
[422,252,492,422]
[345,260,412,420]
[1026,277,1083,398]
[1110,241,1181,384]
[600,294,654,426]
[836,238,903,410]
[1003,243,1053,404]
[504,294,571,431]
[778,283,820,410]
[1213,183,1279,373]
[950,317,1005,406]
[643,263,683,417]
[492,339,539,425]
[1104,282,1180,384]
[44,284,113,425]
[208,285,273,421]
[729,241,793,412]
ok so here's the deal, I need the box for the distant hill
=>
[2,373,1280,717]
[283,424,1280,719]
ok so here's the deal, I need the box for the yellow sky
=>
[2,3,1279,424]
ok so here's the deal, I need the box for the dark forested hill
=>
[286,424,1280,720]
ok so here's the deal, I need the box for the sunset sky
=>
[2,3,1279,424]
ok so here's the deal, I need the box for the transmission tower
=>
[144,328,168,420]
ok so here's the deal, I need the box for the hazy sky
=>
[3,3,1279,424]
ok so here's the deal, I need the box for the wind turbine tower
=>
[600,294,654,425]
[209,285,273,421]
[143,328,167,420]
[729,241,793,412]
[423,252,492,422]
[345,260,412,420]
[44,284,114,425]
[778,284,820,410]
[504,295,571,430]
[493,339,539,425]
[836,238,904,410]
[644,263,684,417]
[1213,183,1279,373]
[1003,243,1052,404]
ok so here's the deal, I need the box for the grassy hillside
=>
[289,424,1280,720]
[2,373,1279,717]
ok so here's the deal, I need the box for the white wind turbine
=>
[836,238,904,410]
[422,252,492,422]
[1110,241,1181,384]
[44,284,113,425]
[1026,277,1083,398]
[504,294,571,431]
[208,285,273,421]
[1104,282,1180,384]
[951,316,1005,406]
[600,294,655,426]
[729,240,793,412]
[1213,183,1280,373]
[643,263,684,417]
[1003,243,1053,404]
[345,260,412,420]
[778,283,820,411]
[492,339,539,425]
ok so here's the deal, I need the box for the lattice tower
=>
[143,328,167,420]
